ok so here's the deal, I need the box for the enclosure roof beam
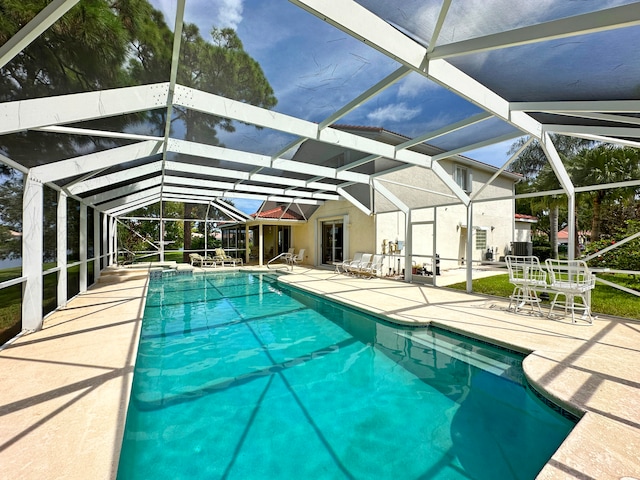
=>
[428,4,640,60]
[30,140,163,183]
[293,0,543,140]
[107,197,160,216]
[0,83,169,135]
[337,187,371,216]
[510,100,640,113]
[212,199,252,222]
[172,85,433,169]
[544,125,640,139]
[0,0,79,69]
[84,177,162,205]
[101,187,162,213]
[68,161,163,196]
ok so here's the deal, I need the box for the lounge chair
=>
[189,253,216,267]
[347,253,372,276]
[290,249,305,266]
[213,248,244,266]
[545,258,596,323]
[340,252,363,274]
[358,254,384,278]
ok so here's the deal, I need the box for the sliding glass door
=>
[321,221,343,265]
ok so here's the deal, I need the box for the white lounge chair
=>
[348,253,372,276]
[359,254,384,278]
[189,253,216,267]
[340,252,363,274]
[213,248,243,266]
[545,258,596,324]
[505,255,547,315]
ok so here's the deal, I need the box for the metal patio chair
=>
[545,258,596,324]
[283,247,295,264]
[505,255,548,315]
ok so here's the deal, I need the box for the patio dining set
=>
[505,255,597,324]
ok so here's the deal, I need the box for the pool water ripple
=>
[118,271,574,480]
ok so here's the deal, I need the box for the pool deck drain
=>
[1,264,639,479]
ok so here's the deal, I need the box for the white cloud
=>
[367,103,421,124]
[174,0,244,35]
[216,0,244,30]
[397,74,437,99]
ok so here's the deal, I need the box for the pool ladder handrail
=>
[267,252,293,271]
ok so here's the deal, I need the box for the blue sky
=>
[157,0,637,213]
[152,0,524,173]
[152,0,531,213]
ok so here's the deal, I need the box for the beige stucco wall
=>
[515,222,533,242]
[374,198,513,274]
[293,200,375,266]
[372,162,517,272]
[289,162,517,271]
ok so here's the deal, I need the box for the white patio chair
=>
[545,258,596,324]
[283,247,295,264]
[505,255,548,315]
[189,253,216,267]
[340,252,363,274]
[347,253,371,276]
[213,248,243,266]
[359,254,384,278]
[290,249,305,266]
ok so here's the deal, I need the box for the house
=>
[558,227,589,251]
[223,126,522,277]
[514,214,538,243]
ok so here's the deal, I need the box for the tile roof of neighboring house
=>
[251,205,304,220]
[515,213,538,222]
[557,227,590,240]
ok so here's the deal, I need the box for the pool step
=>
[397,331,525,385]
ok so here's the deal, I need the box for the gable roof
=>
[251,205,304,221]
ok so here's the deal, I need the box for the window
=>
[454,165,470,193]
[476,229,487,250]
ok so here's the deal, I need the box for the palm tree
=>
[509,135,592,258]
[570,145,640,241]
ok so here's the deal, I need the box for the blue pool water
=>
[117,271,575,480]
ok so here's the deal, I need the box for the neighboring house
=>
[511,213,539,257]
[514,214,538,243]
[225,126,523,275]
[557,227,589,250]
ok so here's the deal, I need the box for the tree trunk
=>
[183,219,192,263]
[591,194,602,241]
[183,202,194,263]
[549,205,559,259]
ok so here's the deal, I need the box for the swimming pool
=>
[117,271,574,479]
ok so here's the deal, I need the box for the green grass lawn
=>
[448,273,640,320]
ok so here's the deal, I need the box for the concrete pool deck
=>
[1,264,639,479]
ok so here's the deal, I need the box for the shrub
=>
[584,220,640,271]
[533,245,551,261]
